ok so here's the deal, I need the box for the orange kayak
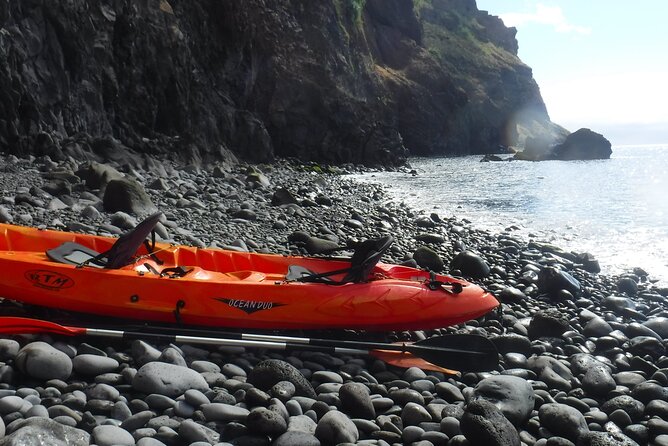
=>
[0,219,498,330]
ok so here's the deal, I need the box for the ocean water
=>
[354,145,668,283]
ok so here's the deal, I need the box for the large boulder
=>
[0,417,89,446]
[76,161,124,190]
[552,128,612,160]
[103,178,157,215]
[515,128,611,161]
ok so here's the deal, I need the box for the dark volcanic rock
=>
[470,375,535,427]
[461,400,520,446]
[528,308,571,339]
[539,403,590,442]
[247,359,317,399]
[413,246,445,271]
[450,251,490,279]
[582,364,616,397]
[516,128,612,161]
[552,128,612,160]
[538,266,581,296]
[339,382,376,419]
[601,396,645,423]
[576,429,640,446]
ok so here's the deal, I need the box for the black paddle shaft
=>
[86,328,371,356]
[90,326,499,372]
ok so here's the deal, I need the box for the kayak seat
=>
[286,265,333,282]
[290,235,394,285]
[46,242,107,268]
[46,212,164,269]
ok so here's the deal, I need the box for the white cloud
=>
[499,4,591,34]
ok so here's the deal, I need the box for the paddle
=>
[117,322,500,372]
[0,317,498,373]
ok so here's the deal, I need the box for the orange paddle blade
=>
[370,349,459,374]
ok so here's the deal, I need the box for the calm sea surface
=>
[353,145,668,284]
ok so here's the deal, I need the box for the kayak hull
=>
[0,223,498,330]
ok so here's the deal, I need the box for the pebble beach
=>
[1,152,668,446]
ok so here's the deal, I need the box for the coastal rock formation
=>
[0,0,564,165]
[552,128,613,160]
[515,128,612,161]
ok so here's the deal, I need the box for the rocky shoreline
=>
[0,152,667,446]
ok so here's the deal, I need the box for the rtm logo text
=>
[25,270,74,290]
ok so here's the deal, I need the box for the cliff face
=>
[0,0,565,165]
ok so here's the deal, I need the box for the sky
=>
[475,1,668,146]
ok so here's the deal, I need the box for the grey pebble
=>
[247,406,288,436]
[190,360,221,374]
[93,424,135,446]
[184,389,210,407]
[0,396,27,415]
[173,400,196,417]
[470,375,535,426]
[15,341,73,381]
[272,380,296,401]
[274,431,321,446]
[287,414,317,434]
[132,362,209,397]
[73,354,119,375]
[311,371,343,384]
[145,394,176,411]
[315,410,359,445]
[201,402,250,422]
[136,436,167,446]
[86,383,120,401]
[178,419,221,444]
[120,410,154,432]
[539,403,590,442]
[401,402,432,426]
[339,382,375,419]
[0,339,20,361]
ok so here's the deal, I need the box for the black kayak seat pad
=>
[46,242,106,268]
[46,212,163,269]
[286,265,333,282]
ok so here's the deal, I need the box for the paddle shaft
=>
[82,327,371,356]
[0,317,498,371]
[121,324,494,359]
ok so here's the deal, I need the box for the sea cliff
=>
[0,0,565,166]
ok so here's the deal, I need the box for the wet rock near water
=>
[0,152,667,445]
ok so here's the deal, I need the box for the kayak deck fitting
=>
[0,214,498,331]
